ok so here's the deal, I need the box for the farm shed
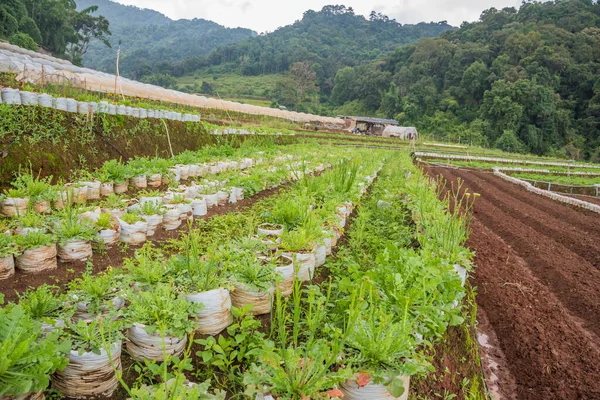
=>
[341,116,399,136]
[382,126,418,139]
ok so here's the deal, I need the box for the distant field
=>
[176,73,280,106]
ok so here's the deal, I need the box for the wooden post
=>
[114,47,120,99]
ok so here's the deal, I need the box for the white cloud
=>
[112,0,522,32]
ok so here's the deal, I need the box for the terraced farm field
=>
[422,165,600,399]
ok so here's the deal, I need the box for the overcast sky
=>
[113,0,523,32]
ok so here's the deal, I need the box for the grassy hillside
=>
[176,72,280,106]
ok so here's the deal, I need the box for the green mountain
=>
[330,0,600,159]
[175,5,453,94]
[75,0,256,77]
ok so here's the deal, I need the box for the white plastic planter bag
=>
[147,173,162,188]
[217,191,229,205]
[141,214,163,236]
[229,187,244,203]
[340,376,410,400]
[1,197,29,216]
[231,284,274,315]
[313,244,327,267]
[131,175,148,189]
[258,223,283,237]
[16,244,57,273]
[103,208,126,221]
[15,227,45,236]
[177,165,190,180]
[126,323,187,361]
[80,181,101,200]
[119,219,148,245]
[274,255,294,297]
[20,91,38,106]
[107,104,117,115]
[51,342,122,399]
[162,207,181,231]
[64,185,87,204]
[96,229,120,247]
[66,99,78,113]
[1,88,21,105]
[114,182,128,194]
[188,165,202,177]
[54,97,68,111]
[176,202,192,217]
[139,196,163,207]
[191,198,208,216]
[100,182,115,197]
[169,168,181,183]
[57,239,93,262]
[185,288,233,335]
[0,255,15,280]
[77,102,90,114]
[203,194,218,208]
[33,200,51,214]
[74,298,124,322]
[285,252,316,281]
[79,207,101,223]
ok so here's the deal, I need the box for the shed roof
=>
[340,116,399,125]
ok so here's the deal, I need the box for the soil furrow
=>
[450,169,600,268]
[422,164,600,400]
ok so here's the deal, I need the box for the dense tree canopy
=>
[0,0,111,63]
[175,5,452,95]
[330,0,600,159]
[76,0,256,78]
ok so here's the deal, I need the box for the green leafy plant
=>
[53,206,97,245]
[124,244,172,288]
[0,305,70,397]
[0,234,19,258]
[96,213,118,230]
[138,201,165,216]
[100,194,127,210]
[171,230,227,293]
[61,318,124,355]
[15,231,55,251]
[124,283,199,338]
[67,270,123,317]
[12,171,57,203]
[18,284,72,322]
[121,212,144,224]
[195,305,264,392]
[100,159,130,184]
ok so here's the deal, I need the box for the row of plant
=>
[0,145,337,279]
[237,154,474,399]
[0,139,284,212]
[508,172,600,187]
[0,73,306,131]
[422,159,600,174]
[415,152,600,169]
[0,148,383,399]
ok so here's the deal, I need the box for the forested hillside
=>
[76,0,256,79]
[173,6,453,98]
[0,0,110,64]
[331,0,600,159]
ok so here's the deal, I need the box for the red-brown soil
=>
[422,165,600,400]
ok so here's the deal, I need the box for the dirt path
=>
[423,165,600,400]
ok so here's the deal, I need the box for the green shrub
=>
[9,32,37,51]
